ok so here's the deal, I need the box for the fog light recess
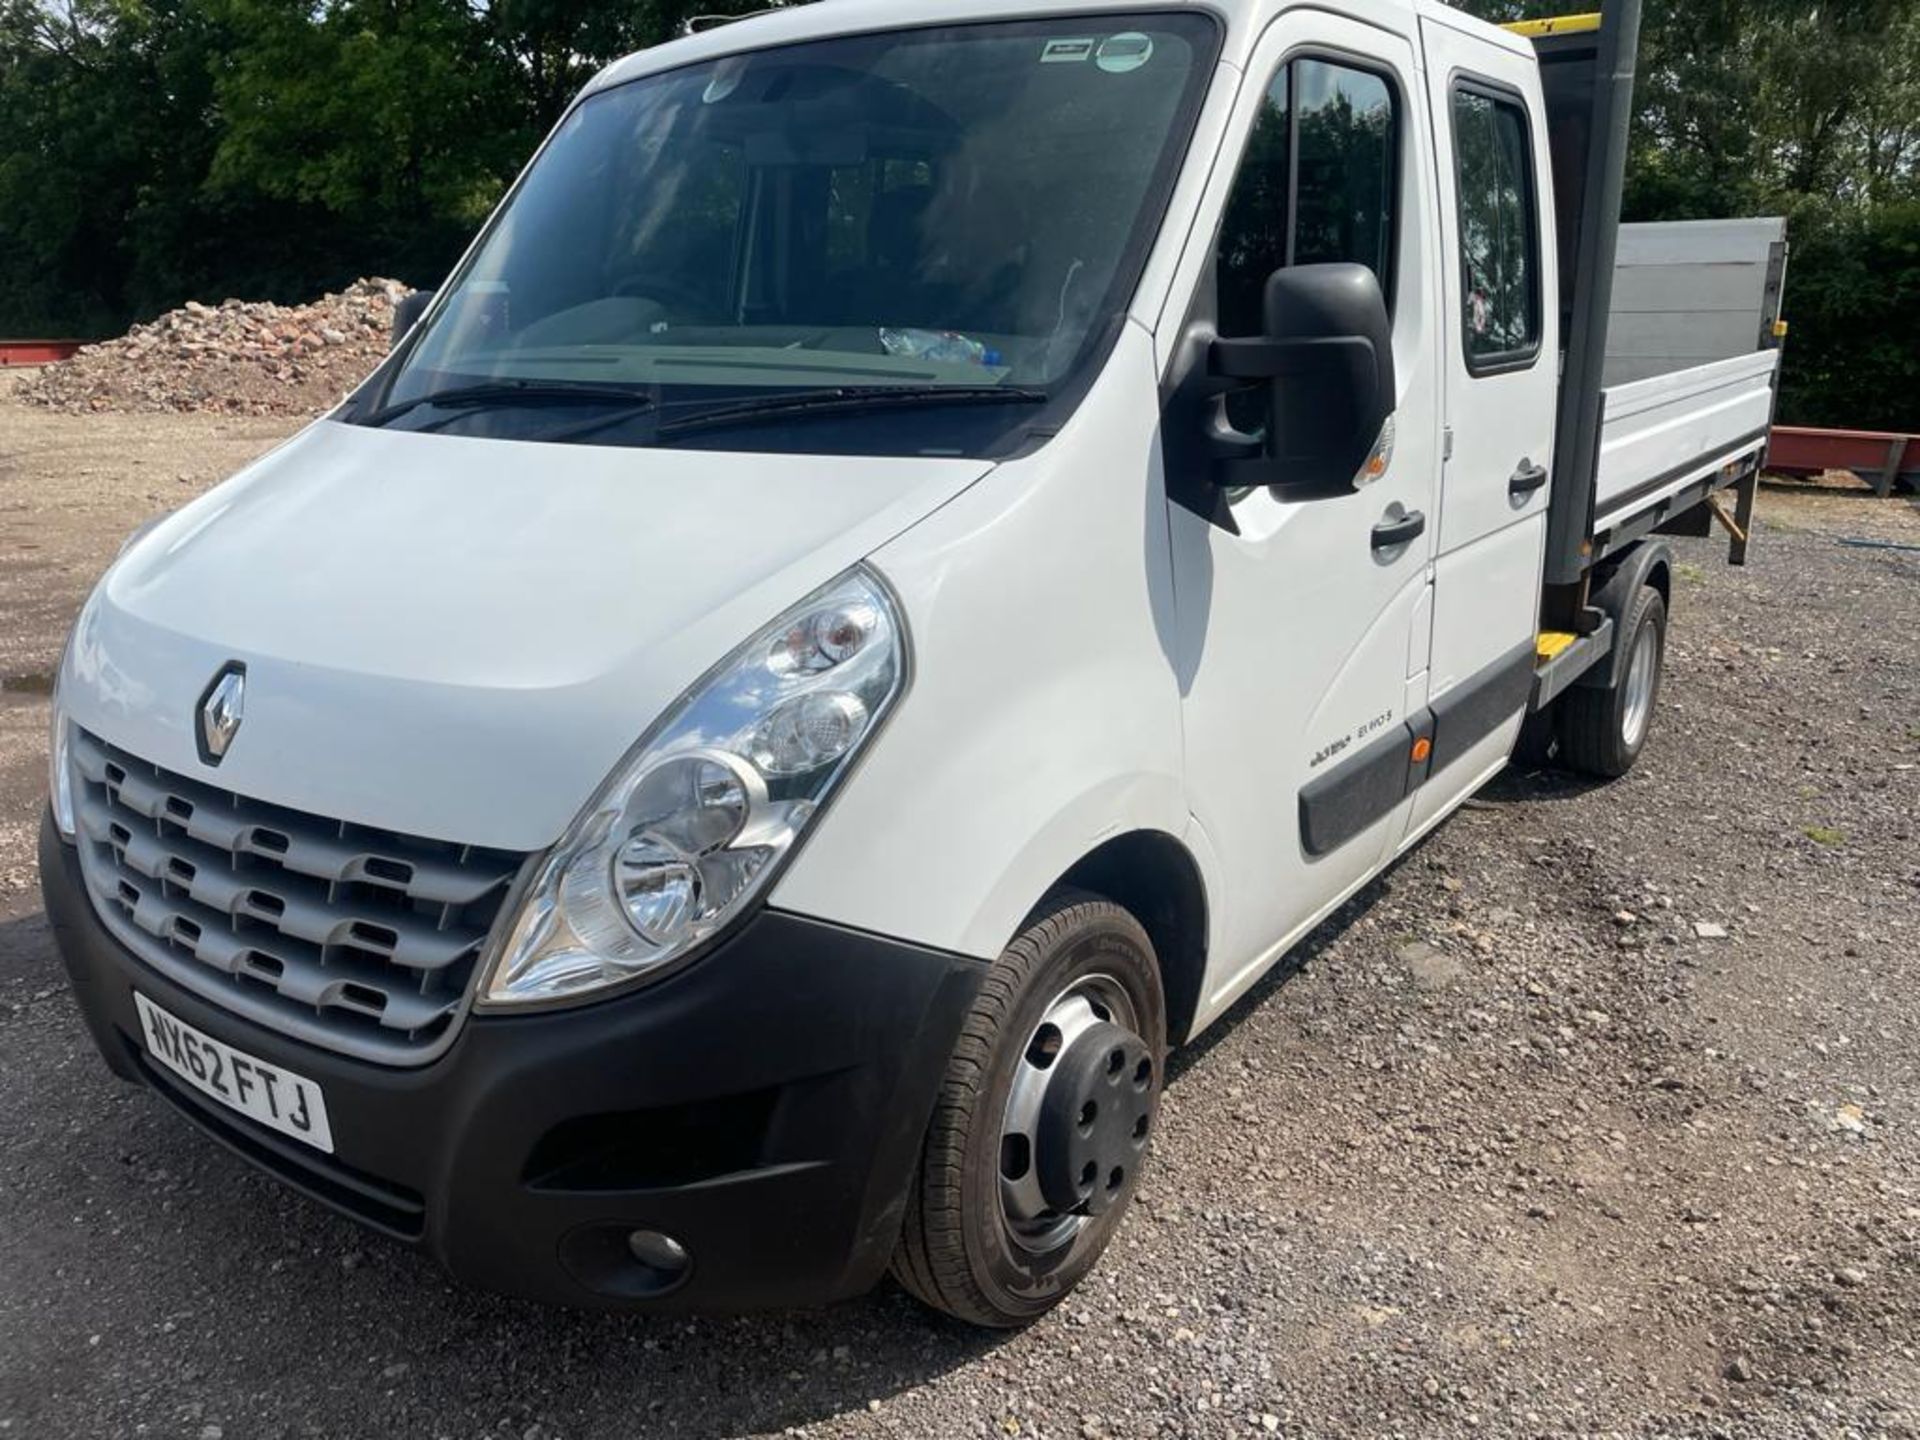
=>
[557,1222,695,1300]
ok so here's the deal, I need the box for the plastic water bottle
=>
[880,327,1004,368]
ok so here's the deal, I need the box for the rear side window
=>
[1216,57,1399,340]
[1452,83,1540,371]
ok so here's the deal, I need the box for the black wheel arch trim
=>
[1579,537,1672,692]
[1051,829,1210,1047]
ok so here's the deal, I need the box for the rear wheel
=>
[892,893,1165,1328]
[1559,584,1666,778]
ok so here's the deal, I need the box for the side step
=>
[1531,619,1615,710]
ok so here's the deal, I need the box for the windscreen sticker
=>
[1040,38,1096,64]
[1096,33,1155,74]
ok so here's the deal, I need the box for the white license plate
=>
[134,993,335,1154]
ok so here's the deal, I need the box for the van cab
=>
[42,0,1778,1325]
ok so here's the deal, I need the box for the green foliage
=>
[1776,198,1920,428]
[0,0,780,335]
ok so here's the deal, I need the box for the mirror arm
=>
[1204,411,1263,463]
[1209,334,1379,400]
[1203,334,1384,486]
[1189,263,1392,498]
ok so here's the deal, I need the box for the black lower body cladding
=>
[39,813,985,1311]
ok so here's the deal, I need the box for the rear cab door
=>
[1401,8,1559,842]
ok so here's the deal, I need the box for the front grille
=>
[71,728,526,1066]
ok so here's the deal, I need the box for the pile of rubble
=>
[20,278,412,417]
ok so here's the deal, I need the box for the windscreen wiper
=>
[357,379,659,429]
[654,384,1048,439]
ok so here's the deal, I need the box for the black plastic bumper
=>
[40,814,983,1311]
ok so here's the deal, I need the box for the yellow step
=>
[1536,631,1579,662]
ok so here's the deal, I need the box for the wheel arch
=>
[1583,537,1673,692]
[1643,552,1672,608]
[1042,830,1210,1047]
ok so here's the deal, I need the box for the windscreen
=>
[367,16,1217,454]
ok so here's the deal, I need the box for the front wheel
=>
[891,893,1166,1327]
[1559,584,1666,778]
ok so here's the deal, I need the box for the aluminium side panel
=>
[1602,218,1788,385]
[1592,349,1779,523]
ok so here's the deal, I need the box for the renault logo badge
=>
[197,664,246,765]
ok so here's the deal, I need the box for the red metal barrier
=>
[0,340,83,367]
[1769,425,1917,497]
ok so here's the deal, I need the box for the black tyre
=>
[1559,584,1666,778]
[892,892,1166,1328]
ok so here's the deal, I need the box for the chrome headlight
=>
[49,542,143,841]
[47,600,84,842]
[48,670,75,841]
[481,567,907,1006]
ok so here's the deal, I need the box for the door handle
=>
[1509,460,1550,498]
[1371,509,1426,551]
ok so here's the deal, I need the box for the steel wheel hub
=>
[999,976,1154,1254]
[1622,619,1659,749]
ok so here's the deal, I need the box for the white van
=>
[43,0,1782,1325]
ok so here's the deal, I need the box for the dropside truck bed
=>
[1591,348,1777,559]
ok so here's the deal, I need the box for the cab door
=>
[1401,15,1559,842]
[1159,6,1444,1013]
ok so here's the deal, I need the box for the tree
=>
[0,0,782,333]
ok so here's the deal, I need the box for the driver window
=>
[1215,57,1399,340]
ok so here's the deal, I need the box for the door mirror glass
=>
[1208,262,1395,495]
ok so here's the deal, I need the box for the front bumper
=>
[41,814,983,1311]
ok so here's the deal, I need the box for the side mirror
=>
[1208,263,1396,495]
[391,289,435,351]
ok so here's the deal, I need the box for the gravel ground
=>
[2,387,1917,1439]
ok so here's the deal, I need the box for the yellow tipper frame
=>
[1501,13,1602,37]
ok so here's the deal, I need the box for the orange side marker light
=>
[1410,737,1433,765]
